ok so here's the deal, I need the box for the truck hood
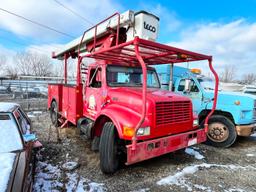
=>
[204,90,256,107]
[108,87,194,137]
[108,87,191,103]
[108,87,191,115]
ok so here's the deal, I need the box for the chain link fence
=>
[0,79,56,111]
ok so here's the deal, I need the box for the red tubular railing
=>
[132,37,147,150]
[64,53,68,84]
[204,58,219,132]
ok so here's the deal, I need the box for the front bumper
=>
[126,128,206,165]
[236,123,256,136]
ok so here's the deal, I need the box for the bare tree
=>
[31,53,52,76]
[5,65,18,79]
[219,64,237,83]
[242,73,256,84]
[0,54,7,69]
[14,51,52,76]
[14,52,31,75]
[0,55,17,78]
[52,61,64,77]
[52,59,77,79]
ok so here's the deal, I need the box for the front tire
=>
[203,115,237,148]
[99,122,120,174]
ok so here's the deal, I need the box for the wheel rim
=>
[207,122,229,142]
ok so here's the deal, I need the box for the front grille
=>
[156,101,191,126]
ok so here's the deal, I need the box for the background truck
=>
[48,10,219,173]
[155,65,256,147]
[220,83,256,96]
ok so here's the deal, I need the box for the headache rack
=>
[84,37,212,65]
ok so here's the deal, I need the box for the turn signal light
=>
[178,53,188,59]
[234,100,241,105]
[123,126,135,137]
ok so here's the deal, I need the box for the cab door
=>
[176,78,203,114]
[84,66,103,119]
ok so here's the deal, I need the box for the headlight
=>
[136,126,150,136]
[193,119,199,127]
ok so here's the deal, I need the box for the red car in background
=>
[0,102,41,192]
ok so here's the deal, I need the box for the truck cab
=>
[83,63,198,140]
[155,65,256,147]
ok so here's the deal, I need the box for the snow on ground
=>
[66,172,105,192]
[33,161,106,192]
[27,111,43,118]
[157,163,256,191]
[33,111,43,115]
[0,153,16,192]
[62,161,79,171]
[246,153,255,157]
[27,112,36,118]
[185,147,205,160]
[130,188,150,192]
[33,161,63,191]
[224,188,247,192]
[250,133,256,137]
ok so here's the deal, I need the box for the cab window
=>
[89,67,102,88]
[178,79,185,91]
[178,79,199,93]
[190,80,199,92]
[14,109,31,134]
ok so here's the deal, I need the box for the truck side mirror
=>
[184,79,191,93]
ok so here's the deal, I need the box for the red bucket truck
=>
[48,10,219,173]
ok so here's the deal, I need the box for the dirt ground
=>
[30,111,256,192]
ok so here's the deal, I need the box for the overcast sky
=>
[0,0,256,78]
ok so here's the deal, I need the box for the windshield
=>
[198,77,216,90]
[244,91,256,95]
[0,114,23,153]
[107,65,160,88]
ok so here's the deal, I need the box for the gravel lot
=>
[29,111,256,192]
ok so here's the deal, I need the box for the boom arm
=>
[53,10,134,60]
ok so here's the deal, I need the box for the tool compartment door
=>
[48,84,63,111]
[62,85,83,125]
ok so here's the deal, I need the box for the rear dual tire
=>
[50,101,60,127]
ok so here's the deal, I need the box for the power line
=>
[0,7,75,38]
[53,0,94,26]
